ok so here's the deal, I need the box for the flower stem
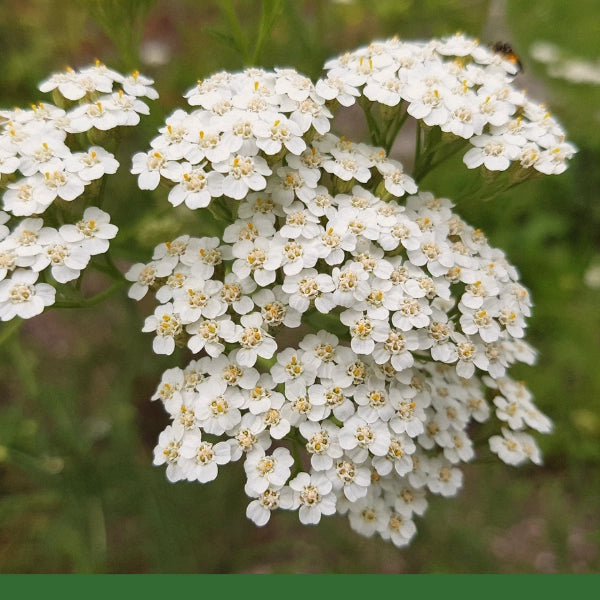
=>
[53,280,126,309]
[0,317,24,346]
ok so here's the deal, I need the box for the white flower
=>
[67,101,121,132]
[17,136,71,176]
[346,492,388,537]
[2,177,59,217]
[235,312,278,367]
[38,66,113,100]
[463,134,520,171]
[219,272,256,315]
[172,277,225,322]
[340,309,390,354]
[64,146,119,182]
[186,315,238,357]
[371,433,416,477]
[372,328,420,371]
[299,420,343,471]
[338,415,391,463]
[280,268,335,314]
[154,267,191,304]
[241,372,279,414]
[227,412,271,461]
[206,350,261,390]
[406,232,454,277]
[180,429,231,482]
[329,262,370,305]
[441,94,487,139]
[403,73,454,126]
[0,242,20,280]
[152,422,187,482]
[152,366,184,407]
[323,147,372,183]
[328,457,371,502]
[142,302,183,355]
[253,114,306,155]
[40,168,86,203]
[253,286,301,329]
[280,471,337,525]
[393,484,428,518]
[389,395,427,438]
[459,298,502,343]
[280,201,322,239]
[128,52,570,547]
[184,125,231,164]
[121,69,159,99]
[288,96,332,135]
[378,160,418,197]
[167,163,224,209]
[213,154,272,200]
[104,90,150,126]
[309,382,355,422]
[353,380,397,423]
[443,429,475,464]
[151,109,195,160]
[2,218,50,260]
[0,148,20,175]
[223,214,276,244]
[426,457,463,496]
[315,73,362,107]
[282,384,327,426]
[131,149,182,190]
[59,207,118,256]
[231,237,277,286]
[265,234,320,276]
[534,142,577,175]
[0,269,55,320]
[181,236,229,280]
[260,392,292,439]
[244,447,294,495]
[298,331,340,379]
[34,229,91,283]
[452,332,489,378]
[489,428,542,466]
[125,260,172,300]
[246,486,284,526]
[379,511,418,548]
[195,378,244,435]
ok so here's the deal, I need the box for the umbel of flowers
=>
[0,63,157,319]
[128,34,571,547]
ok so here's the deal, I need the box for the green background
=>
[0,0,599,573]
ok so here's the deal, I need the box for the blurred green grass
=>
[0,0,599,573]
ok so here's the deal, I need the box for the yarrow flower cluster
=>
[319,33,577,176]
[0,62,157,320]
[130,34,570,548]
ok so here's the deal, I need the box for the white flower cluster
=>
[0,63,157,320]
[130,41,563,548]
[319,33,576,174]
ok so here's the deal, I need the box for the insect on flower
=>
[492,41,523,73]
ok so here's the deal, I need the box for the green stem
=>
[0,318,23,346]
[252,0,284,65]
[362,103,382,147]
[208,196,234,224]
[383,106,409,155]
[53,280,126,309]
[288,437,305,477]
[414,119,422,172]
[414,136,469,183]
[220,0,251,65]
[103,251,127,281]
